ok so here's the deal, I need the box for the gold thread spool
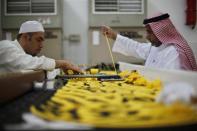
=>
[90,68,99,74]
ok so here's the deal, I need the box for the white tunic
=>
[112,35,181,70]
[0,40,55,73]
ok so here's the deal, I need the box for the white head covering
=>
[19,21,44,34]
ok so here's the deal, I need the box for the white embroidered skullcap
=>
[19,21,44,34]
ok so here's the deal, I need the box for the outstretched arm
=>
[100,25,151,60]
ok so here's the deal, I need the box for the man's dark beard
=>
[148,40,162,47]
[154,42,162,47]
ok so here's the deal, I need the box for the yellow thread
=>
[104,34,117,74]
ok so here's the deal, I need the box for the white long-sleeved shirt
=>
[112,35,181,70]
[0,40,56,73]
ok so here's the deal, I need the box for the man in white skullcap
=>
[0,21,81,73]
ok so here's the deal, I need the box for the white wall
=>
[62,0,88,64]
[62,0,197,64]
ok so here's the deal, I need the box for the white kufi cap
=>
[19,21,44,34]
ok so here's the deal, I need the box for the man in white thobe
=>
[101,13,197,71]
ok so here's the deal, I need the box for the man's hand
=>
[101,25,117,40]
[55,60,82,74]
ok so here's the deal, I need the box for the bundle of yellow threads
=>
[30,70,197,128]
